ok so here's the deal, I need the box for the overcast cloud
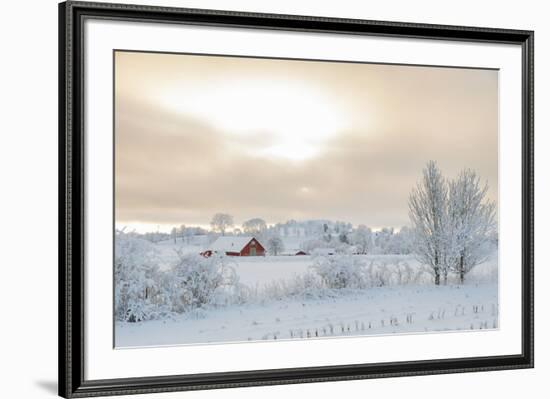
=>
[115,51,498,230]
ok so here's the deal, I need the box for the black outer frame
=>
[58,1,534,397]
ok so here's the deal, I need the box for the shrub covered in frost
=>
[311,254,369,289]
[114,234,166,322]
[260,272,325,301]
[308,254,430,291]
[115,234,247,321]
[164,251,245,313]
[363,257,427,286]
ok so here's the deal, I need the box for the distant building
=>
[199,250,213,258]
[295,250,307,256]
[208,236,266,257]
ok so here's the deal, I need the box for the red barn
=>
[209,236,266,256]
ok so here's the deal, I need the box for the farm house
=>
[209,236,266,256]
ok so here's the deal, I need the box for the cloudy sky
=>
[115,51,498,232]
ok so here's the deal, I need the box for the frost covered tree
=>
[338,232,349,244]
[300,238,328,253]
[392,226,413,254]
[447,169,497,283]
[409,162,497,285]
[242,218,267,235]
[266,236,285,256]
[351,225,374,254]
[374,227,394,254]
[210,213,234,236]
[171,227,178,244]
[408,161,448,285]
[177,224,186,243]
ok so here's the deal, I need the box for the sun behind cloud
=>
[156,77,352,161]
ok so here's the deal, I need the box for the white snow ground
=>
[116,241,498,347]
[116,281,498,347]
[232,255,312,286]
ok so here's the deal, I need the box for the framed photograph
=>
[59,1,534,397]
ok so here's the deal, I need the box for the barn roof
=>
[210,236,261,252]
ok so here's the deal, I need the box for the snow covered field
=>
[232,255,312,286]
[116,282,498,347]
[115,243,498,347]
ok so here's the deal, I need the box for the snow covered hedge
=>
[311,254,428,289]
[115,233,247,322]
[312,254,368,289]
[165,251,246,312]
[114,235,165,322]
[251,254,432,302]
[115,232,496,323]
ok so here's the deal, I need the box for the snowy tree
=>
[266,236,285,256]
[447,169,497,283]
[171,227,178,244]
[374,227,394,254]
[178,225,197,244]
[242,218,267,235]
[392,226,414,254]
[351,225,374,254]
[408,161,449,285]
[373,226,413,255]
[210,213,234,236]
[300,238,328,253]
[408,162,497,285]
[338,232,349,244]
[177,224,185,243]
